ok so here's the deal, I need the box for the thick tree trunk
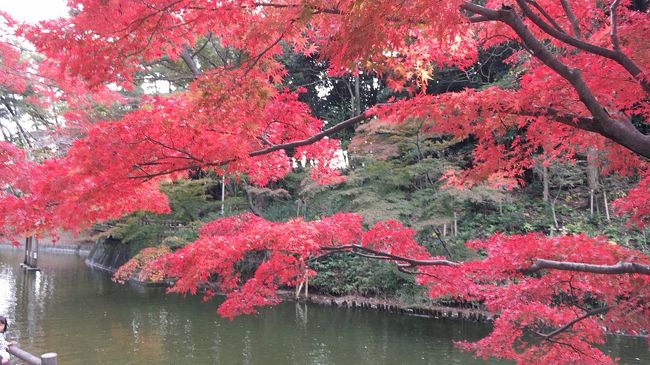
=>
[465,3,650,159]
[594,107,650,159]
[244,185,264,217]
[180,47,201,77]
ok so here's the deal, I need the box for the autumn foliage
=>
[1,0,649,364]
[119,212,650,364]
[113,245,171,284]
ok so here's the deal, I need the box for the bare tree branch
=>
[250,114,368,157]
[515,108,601,133]
[526,259,650,275]
[143,135,203,162]
[468,15,493,23]
[252,2,341,15]
[323,243,650,278]
[534,306,612,339]
[460,2,500,20]
[321,244,459,268]
[559,0,582,39]
[432,227,454,260]
[525,0,566,34]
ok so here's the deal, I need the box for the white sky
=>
[0,0,68,23]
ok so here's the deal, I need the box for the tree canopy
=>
[0,1,649,364]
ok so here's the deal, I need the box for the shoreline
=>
[0,242,92,256]
[279,290,494,322]
[84,257,494,322]
[1,231,94,256]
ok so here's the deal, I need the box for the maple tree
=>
[0,1,649,364]
[0,12,53,146]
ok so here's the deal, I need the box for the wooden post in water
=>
[24,236,31,265]
[22,236,40,271]
[41,352,58,365]
[295,281,303,299]
[304,273,308,299]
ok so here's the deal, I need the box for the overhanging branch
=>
[525,0,566,34]
[321,244,459,268]
[560,0,582,39]
[515,108,600,133]
[526,259,650,275]
[249,113,368,157]
[495,4,650,158]
[323,245,650,277]
[534,306,612,339]
[129,113,369,179]
[512,0,650,95]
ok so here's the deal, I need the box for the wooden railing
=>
[7,345,57,365]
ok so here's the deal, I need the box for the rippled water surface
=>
[0,249,648,364]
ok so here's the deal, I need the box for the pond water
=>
[0,249,648,364]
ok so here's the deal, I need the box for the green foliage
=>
[161,178,221,220]
[104,178,223,254]
[309,253,426,302]
[278,49,386,123]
